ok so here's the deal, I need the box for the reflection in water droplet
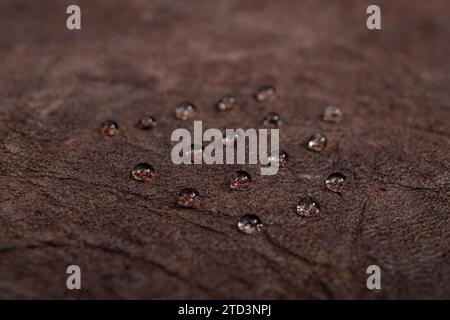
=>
[323,106,343,123]
[296,198,320,217]
[175,102,196,120]
[100,120,119,136]
[255,86,276,102]
[137,116,157,130]
[178,188,200,208]
[185,144,204,162]
[216,95,238,112]
[131,163,155,182]
[270,150,289,166]
[307,133,327,152]
[230,170,252,190]
[326,173,346,193]
[238,214,263,234]
[262,112,282,128]
[222,130,242,145]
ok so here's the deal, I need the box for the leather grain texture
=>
[0,0,449,299]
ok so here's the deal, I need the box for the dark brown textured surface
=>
[0,0,449,299]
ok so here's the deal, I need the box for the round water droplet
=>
[100,120,119,136]
[137,116,157,130]
[131,163,155,182]
[177,188,200,208]
[262,112,282,128]
[323,106,342,123]
[296,198,320,217]
[307,133,327,152]
[238,214,263,234]
[175,102,196,120]
[255,86,276,102]
[326,173,346,193]
[270,150,289,166]
[222,130,242,145]
[216,95,238,112]
[230,170,251,190]
[184,144,204,162]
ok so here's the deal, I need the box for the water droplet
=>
[216,95,238,112]
[323,106,342,123]
[296,198,320,217]
[262,112,282,128]
[326,173,346,193]
[177,188,200,208]
[255,86,276,102]
[137,116,157,130]
[185,144,204,162]
[131,163,155,182]
[230,170,251,190]
[175,102,196,120]
[100,120,119,136]
[222,130,242,145]
[307,133,327,152]
[270,150,289,166]
[238,214,263,234]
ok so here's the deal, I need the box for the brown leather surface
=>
[0,0,449,299]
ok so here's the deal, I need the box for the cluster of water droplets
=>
[100,86,346,234]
